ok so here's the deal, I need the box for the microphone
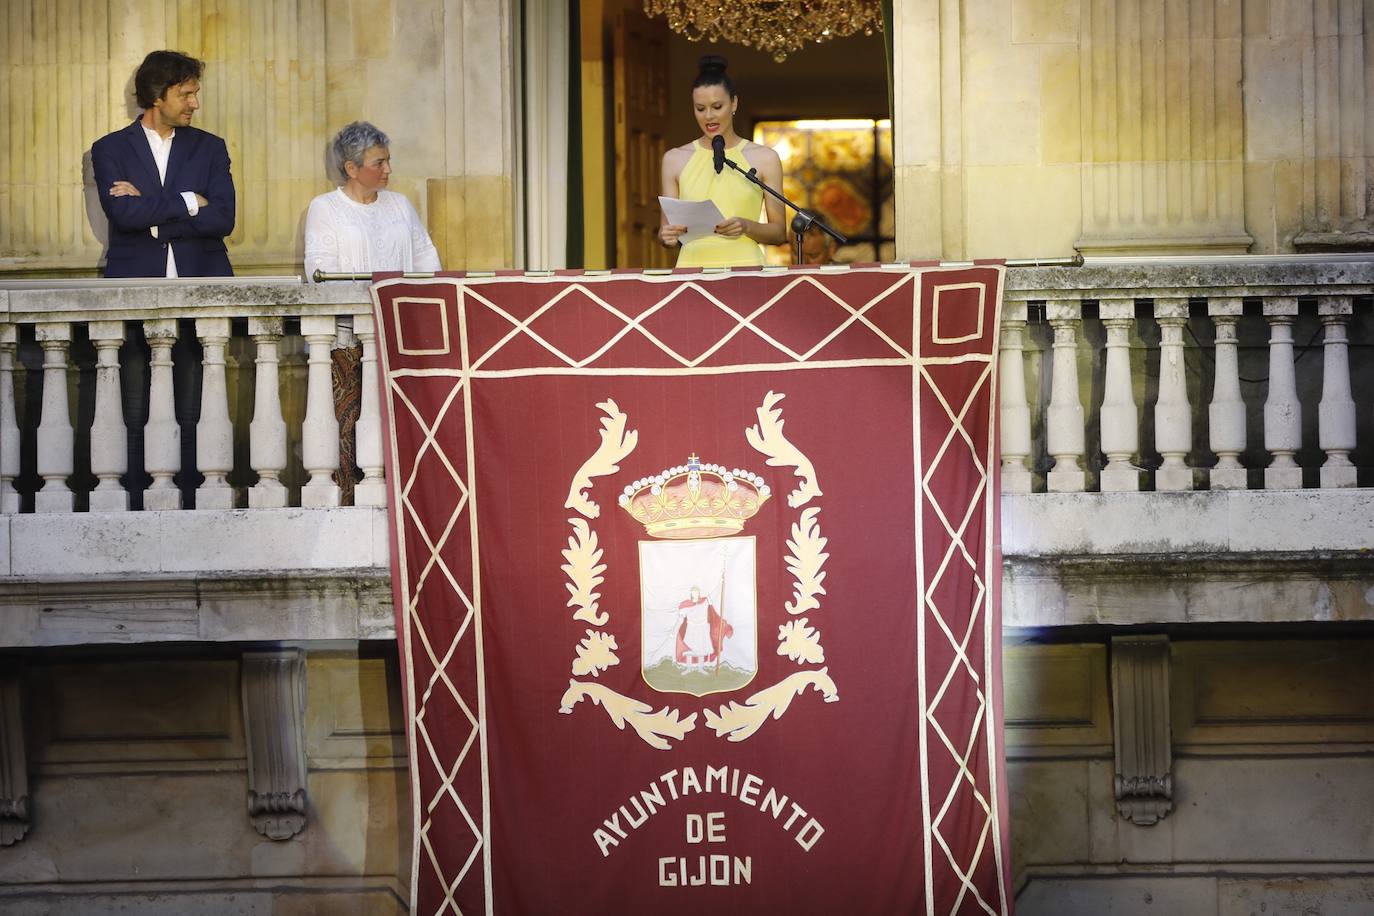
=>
[712,135,725,174]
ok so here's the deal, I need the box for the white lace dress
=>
[303,187,441,281]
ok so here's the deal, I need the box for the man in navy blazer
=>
[91,50,236,277]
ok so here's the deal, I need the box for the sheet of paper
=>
[658,196,725,245]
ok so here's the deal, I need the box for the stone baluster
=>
[195,318,235,510]
[143,319,182,510]
[354,312,387,506]
[88,321,129,512]
[1317,296,1356,488]
[1098,298,1139,491]
[997,302,1033,494]
[1153,299,1193,491]
[1262,297,1303,489]
[1045,299,1086,492]
[301,316,341,508]
[0,327,19,514]
[1206,298,1247,489]
[248,318,289,508]
[33,323,73,513]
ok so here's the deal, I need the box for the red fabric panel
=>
[371,266,1012,916]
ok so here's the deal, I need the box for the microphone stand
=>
[718,158,848,264]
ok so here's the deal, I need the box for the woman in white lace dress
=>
[303,121,440,281]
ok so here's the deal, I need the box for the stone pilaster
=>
[242,650,309,841]
[0,668,29,846]
[1293,2,1374,249]
[1111,635,1173,826]
[1076,0,1251,254]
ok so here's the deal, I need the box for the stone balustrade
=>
[0,262,1371,645]
[1000,256,1374,494]
[0,278,382,515]
[2,261,1369,519]
[997,255,1374,632]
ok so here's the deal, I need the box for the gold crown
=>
[618,454,770,539]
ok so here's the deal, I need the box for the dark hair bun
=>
[697,54,729,74]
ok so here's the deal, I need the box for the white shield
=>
[638,536,758,698]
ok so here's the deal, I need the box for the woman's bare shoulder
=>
[664,142,698,163]
[741,141,782,171]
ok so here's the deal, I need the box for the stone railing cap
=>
[1005,255,1374,300]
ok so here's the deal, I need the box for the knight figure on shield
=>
[672,584,734,673]
[622,454,768,698]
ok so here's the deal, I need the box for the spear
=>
[714,566,727,675]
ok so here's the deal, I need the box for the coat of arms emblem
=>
[558,394,838,749]
[620,455,767,697]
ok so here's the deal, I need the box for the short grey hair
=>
[331,121,390,182]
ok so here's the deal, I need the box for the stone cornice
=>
[0,574,392,647]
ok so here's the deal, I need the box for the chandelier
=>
[643,0,884,62]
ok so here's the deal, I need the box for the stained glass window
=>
[753,119,894,265]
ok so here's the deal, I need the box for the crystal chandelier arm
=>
[643,0,884,62]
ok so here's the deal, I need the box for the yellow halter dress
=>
[675,140,766,268]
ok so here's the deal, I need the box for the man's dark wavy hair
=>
[134,50,204,110]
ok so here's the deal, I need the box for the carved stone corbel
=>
[1111,635,1172,826]
[0,668,29,845]
[241,650,308,840]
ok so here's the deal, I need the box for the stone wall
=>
[1006,637,1374,915]
[3,636,1370,913]
[893,0,1374,259]
[0,647,410,913]
[7,1,1372,270]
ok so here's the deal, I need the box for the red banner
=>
[372,266,1012,915]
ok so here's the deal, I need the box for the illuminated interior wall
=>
[753,119,894,264]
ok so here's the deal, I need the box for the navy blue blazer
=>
[91,120,236,277]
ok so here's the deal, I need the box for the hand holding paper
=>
[659,196,726,245]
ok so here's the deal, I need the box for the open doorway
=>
[577,2,889,268]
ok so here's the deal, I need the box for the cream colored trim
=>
[392,297,452,356]
[920,358,1002,916]
[391,358,914,378]
[983,280,1016,916]
[460,272,915,371]
[367,284,425,913]
[982,280,1011,915]
[931,283,986,344]
[457,288,496,912]
[913,269,935,915]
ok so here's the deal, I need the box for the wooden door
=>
[613,9,673,268]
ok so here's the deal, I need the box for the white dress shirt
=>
[141,123,203,278]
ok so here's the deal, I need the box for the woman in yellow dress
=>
[659,56,787,267]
